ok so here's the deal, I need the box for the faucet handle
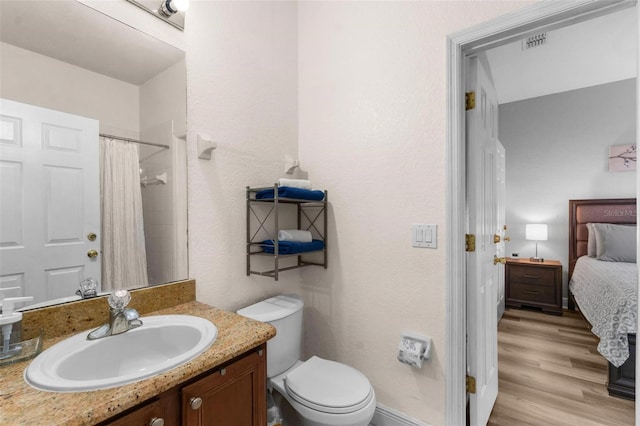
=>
[108,289,131,310]
[78,278,98,299]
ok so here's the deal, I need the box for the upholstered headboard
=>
[568,198,637,279]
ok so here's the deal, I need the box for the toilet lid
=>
[284,356,373,414]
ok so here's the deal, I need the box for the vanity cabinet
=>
[182,346,266,425]
[103,395,177,426]
[100,345,266,426]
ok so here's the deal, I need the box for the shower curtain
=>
[100,137,149,291]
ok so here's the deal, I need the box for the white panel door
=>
[466,55,501,426]
[496,141,506,321]
[0,99,100,303]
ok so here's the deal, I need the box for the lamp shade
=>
[525,224,548,241]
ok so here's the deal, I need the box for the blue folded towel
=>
[261,239,324,254]
[255,186,324,201]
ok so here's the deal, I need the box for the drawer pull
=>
[149,418,165,426]
[190,397,203,410]
[523,290,540,295]
[523,274,539,279]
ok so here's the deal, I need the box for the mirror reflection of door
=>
[0,0,187,308]
[0,98,100,301]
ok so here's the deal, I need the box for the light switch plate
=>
[412,224,437,248]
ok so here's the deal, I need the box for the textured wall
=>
[500,79,637,303]
[184,1,303,313]
[296,2,534,422]
[185,1,533,424]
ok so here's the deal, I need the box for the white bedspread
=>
[569,256,637,367]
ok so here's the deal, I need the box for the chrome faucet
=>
[87,289,142,340]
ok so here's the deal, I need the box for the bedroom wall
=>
[499,78,637,304]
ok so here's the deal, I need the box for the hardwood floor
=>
[488,308,635,426]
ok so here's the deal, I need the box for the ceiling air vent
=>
[522,32,548,50]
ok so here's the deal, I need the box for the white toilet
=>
[237,294,376,426]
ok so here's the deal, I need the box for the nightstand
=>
[505,258,563,315]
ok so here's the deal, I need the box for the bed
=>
[568,198,637,400]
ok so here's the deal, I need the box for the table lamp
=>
[525,224,548,262]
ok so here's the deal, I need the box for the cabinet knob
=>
[190,397,203,410]
[149,418,164,426]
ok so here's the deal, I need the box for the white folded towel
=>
[278,178,312,190]
[278,229,313,242]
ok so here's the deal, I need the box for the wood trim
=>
[446,1,636,423]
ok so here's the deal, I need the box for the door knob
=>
[87,249,99,259]
[87,232,97,241]
[189,397,203,410]
[493,256,506,265]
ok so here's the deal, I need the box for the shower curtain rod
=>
[99,133,170,149]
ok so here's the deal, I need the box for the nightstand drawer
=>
[508,265,555,286]
[505,259,563,315]
[509,282,557,305]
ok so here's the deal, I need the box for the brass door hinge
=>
[465,234,476,252]
[466,375,476,394]
[465,91,476,110]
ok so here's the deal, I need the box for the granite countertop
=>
[0,301,276,425]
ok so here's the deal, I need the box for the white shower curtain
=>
[100,137,149,291]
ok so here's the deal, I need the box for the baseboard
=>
[371,403,431,426]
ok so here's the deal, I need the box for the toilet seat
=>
[284,356,374,415]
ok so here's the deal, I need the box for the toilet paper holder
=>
[397,331,432,368]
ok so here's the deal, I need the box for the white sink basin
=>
[25,315,218,392]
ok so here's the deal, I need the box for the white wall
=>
[185,1,533,424]
[500,79,636,302]
[185,1,303,310]
[0,42,140,139]
[140,60,189,286]
[140,59,187,137]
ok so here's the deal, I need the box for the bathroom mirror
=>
[0,0,188,308]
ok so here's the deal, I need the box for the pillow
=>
[586,223,596,257]
[592,223,637,263]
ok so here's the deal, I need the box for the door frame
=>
[444,1,638,424]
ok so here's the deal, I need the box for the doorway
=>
[445,1,639,424]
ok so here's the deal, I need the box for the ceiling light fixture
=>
[159,0,189,17]
[125,0,188,30]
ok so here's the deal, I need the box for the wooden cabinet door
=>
[103,399,164,426]
[100,388,180,426]
[182,346,266,426]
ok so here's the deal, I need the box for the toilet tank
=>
[236,294,303,377]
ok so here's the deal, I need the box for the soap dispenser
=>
[0,293,33,358]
